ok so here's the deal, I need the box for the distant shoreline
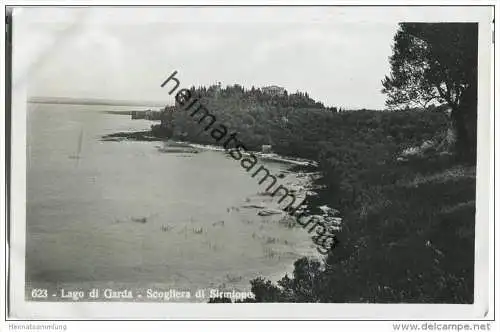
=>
[28,98,167,108]
[101,130,318,167]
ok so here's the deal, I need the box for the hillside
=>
[145,85,475,303]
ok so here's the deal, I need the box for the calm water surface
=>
[26,103,318,301]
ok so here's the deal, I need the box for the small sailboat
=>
[69,128,84,165]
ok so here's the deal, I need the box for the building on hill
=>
[262,85,286,97]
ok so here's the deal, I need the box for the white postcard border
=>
[6,3,494,320]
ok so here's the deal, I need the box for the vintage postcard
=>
[5,4,494,320]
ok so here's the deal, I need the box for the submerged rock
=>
[242,203,266,209]
[258,209,283,216]
[131,217,147,224]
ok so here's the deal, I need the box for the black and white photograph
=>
[4,4,494,321]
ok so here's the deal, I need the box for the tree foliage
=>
[382,23,478,162]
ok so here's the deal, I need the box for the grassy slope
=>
[318,154,476,303]
[245,154,476,304]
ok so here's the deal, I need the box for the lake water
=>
[26,103,319,302]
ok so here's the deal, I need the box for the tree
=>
[382,23,478,162]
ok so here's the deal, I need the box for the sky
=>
[12,6,491,109]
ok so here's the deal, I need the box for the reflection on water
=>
[26,103,318,301]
